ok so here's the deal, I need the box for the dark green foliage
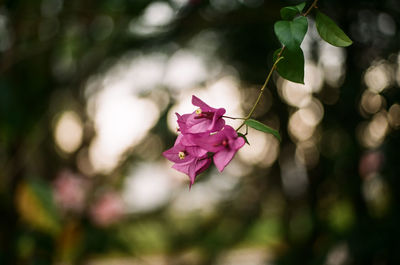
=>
[273,47,305,84]
[316,10,353,47]
[274,16,308,51]
[280,2,306,20]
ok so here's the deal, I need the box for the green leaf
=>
[280,2,306,20]
[16,179,61,235]
[29,179,60,221]
[245,119,281,142]
[274,16,308,50]
[237,132,250,145]
[273,47,305,84]
[315,11,353,47]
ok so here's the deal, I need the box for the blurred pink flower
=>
[90,192,124,227]
[53,170,87,213]
[359,151,384,178]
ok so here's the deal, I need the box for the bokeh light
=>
[53,110,83,154]
[364,60,394,93]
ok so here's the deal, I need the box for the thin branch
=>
[236,56,284,131]
[303,0,319,17]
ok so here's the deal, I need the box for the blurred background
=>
[1,0,400,264]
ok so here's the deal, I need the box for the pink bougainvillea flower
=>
[189,125,245,172]
[163,134,212,187]
[164,96,245,187]
[177,95,226,134]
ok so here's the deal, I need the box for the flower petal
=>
[186,146,208,157]
[232,136,245,150]
[188,162,197,183]
[196,158,212,175]
[192,95,213,111]
[187,119,213,133]
[221,125,237,139]
[187,133,225,153]
[176,113,191,133]
[172,162,190,175]
[210,114,226,132]
[163,145,184,163]
[213,149,236,172]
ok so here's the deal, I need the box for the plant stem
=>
[303,0,319,17]
[236,55,284,131]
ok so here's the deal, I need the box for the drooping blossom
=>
[90,192,124,227]
[188,125,245,172]
[163,95,245,187]
[177,95,226,134]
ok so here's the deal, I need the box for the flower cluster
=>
[163,95,245,187]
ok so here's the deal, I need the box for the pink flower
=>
[189,125,245,172]
[90,192,124,227]
[177,95,226,134]
[163,135,211,187]
[53,170,87,213]
[164,95,245,187]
